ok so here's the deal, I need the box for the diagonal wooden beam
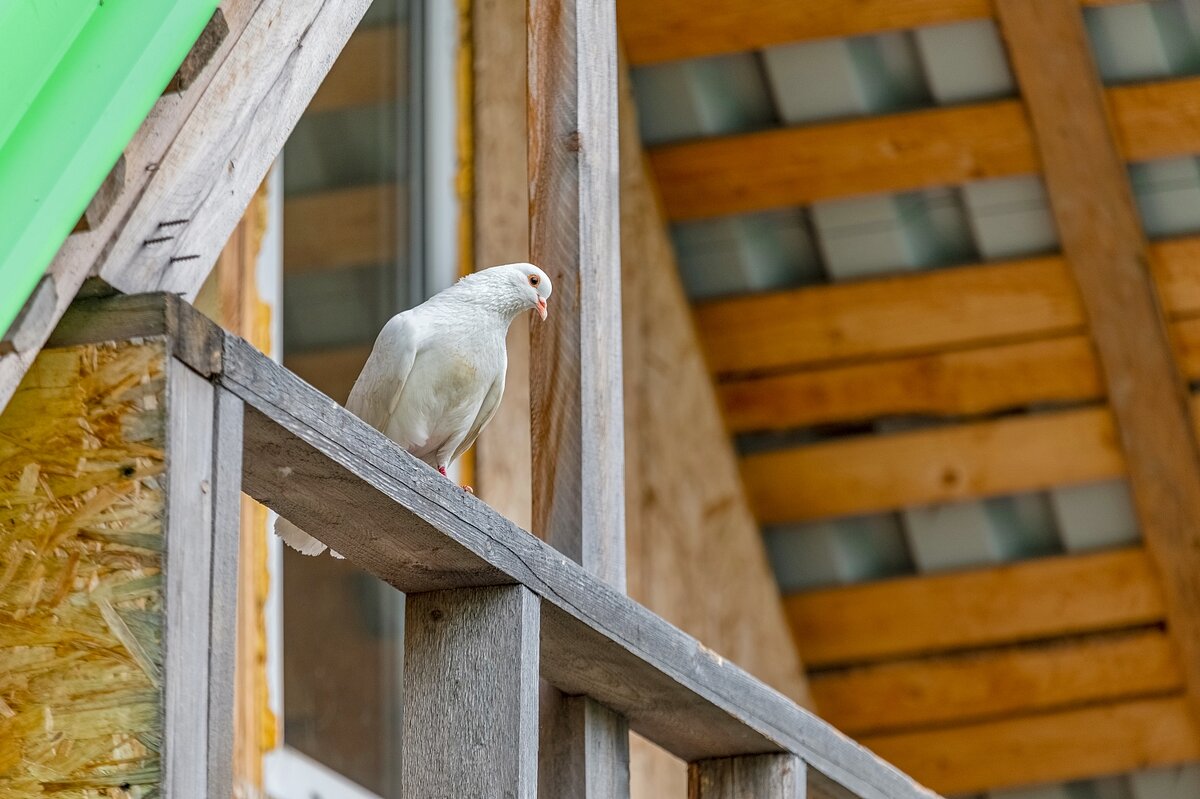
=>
[994,0,1200,721]
[0,0,373,416]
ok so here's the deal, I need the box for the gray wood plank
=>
[528,0,625,590]
[95,0,374,300]
[55,294,940,799]
[403,586,540,799]
[540,692,630,798]
[207,388,244,798]
[690,754,807,799]
[164,361,217,797]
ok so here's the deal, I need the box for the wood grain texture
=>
[164,8,230,94]
[206,389,243,796]
[403,586,540,799]
[94,0,374,297]
[528,0,625,587]
[620,0,1143,66]
[621,0,992,66]
[689,754,806,799]
[696,257,1083,377]
[996,0,1200,722]
[0,276,58,357]
[650,101,1035,221]
[64,294,938,799]
[0,341,167,794]
[742,406,1124,524]
[540,693,631,798]
[649,74,1200,220]
[719,335,1103,432]
[697,236,1200,378]
[284,183,401,274]
[472,0,533,529]
[0,0,260,415]
[72,154,126,233]
[809,629,1183,735]
[863,695,1200,796]
[786,548,1164,667]
[308,24,404,113]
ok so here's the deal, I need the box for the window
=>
[265,0,460,794]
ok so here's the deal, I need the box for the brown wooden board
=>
[996,0,1200,721]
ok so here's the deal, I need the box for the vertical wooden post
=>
[0,338,240,796]
[528,0,630,794]
[689,755,807,799]
[402,586,541,798]
[528,0,624,586]
[163,361,243,797]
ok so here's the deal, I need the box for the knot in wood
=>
[566,130,583,152]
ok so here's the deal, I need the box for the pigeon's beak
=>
[535,296,548,321]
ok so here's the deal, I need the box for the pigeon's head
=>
[501,262,552,321]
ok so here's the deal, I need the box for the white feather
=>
[274,263,551,557]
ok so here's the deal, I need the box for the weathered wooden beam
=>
[55,293,935,799]
[0,0,370,416]
[697,235,1200,379]
[719,335,1102,432]
[541,693,631,796]
[72,155,127,233]
[0,337,241,795]
[810,629,1182,736]
[696,257,1083,377]
[995,0,1200,723]
[283,183,401,274]
[863,695,1200,796]
[689,754,806,798]
[651,100,1034,221]
[619,0,1135,66]
[528,0,625,586]
[742,406,1124,524]
[786,548,1162,667]
[403,586,540,798]
[529,0,629,795]
[650,75,1200,221]
[93,0,373,298]
[0,276,58,357]
[164,8,230,94]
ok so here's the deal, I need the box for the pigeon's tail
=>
[273,517,344,559]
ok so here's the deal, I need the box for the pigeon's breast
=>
[387,336,502,460]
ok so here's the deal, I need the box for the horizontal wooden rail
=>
[700,237,1200,378]
[810,628,1182,735]
[785,548,1163,667]
[743,406,1124,524]
[284,183,402,274]
[863,695,1200,796]
[697,257,1085,377]
[49,293,940,799]
[652,76,1200,220]
[620,0,1128,66]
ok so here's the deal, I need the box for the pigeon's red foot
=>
[461,485,475,494]
[438,465,448,477]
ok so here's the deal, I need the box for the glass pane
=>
[279,0,412,793]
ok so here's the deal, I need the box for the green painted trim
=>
[0,0,219,342]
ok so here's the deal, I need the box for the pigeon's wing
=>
[450,371,506,465]
[346,312,421,432]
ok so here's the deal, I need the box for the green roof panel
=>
[0,0,219,341]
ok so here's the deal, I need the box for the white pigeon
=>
[275,262,552,557]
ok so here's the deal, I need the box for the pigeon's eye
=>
[529,275,540,287]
